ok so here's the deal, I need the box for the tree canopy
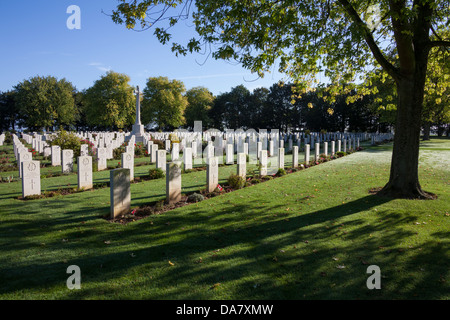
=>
[83,71,136,130]
[141,76,188,130]
[14,75,77,131]
[112,0,450,199]
[184,86,214,129]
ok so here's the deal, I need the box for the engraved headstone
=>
[21,160,41,198]
[77,156,93,190]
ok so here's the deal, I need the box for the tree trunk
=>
[378,63,435,199]
[422,122,431,140]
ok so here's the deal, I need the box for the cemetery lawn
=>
[0,139,449,300]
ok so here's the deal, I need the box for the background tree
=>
[84,71,136,130]
[209,85,251,130]
[422,45,450,139]
[184,86,214,129]
[73,90,88,131]
[111,0,450,199]
[247,87,270,129]
[14,75,77,131]
[262,82,300,131]
[0,90,19,132]
[141,76,187,131]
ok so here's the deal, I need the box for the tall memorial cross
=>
[128,85,145,142]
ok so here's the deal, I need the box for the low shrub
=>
[227,174,245,189]
[276,168,287,176]
[187,193,204,203]
[148,168,165,180]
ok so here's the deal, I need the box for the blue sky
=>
[0,0,285,96]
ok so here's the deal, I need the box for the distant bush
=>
[276,168,287,176]
[48,129,81,157]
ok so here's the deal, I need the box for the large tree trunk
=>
[378,53,435,199]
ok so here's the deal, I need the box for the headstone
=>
[183,147,192,171]
[51,145,61,166]
[110,169,131,219]
[292,146,298,168]
[77,156,93,190]
[121,153,134,181]
[166,161,182,204]
[315,143,320,162]
[324,142,328,157]
[97,157,107,171]
[171,143,180,161]
[331,141,335,156]
[305,144,310,165]
[156,150,167,172]
[226,144,234,165]
[206,157,219,193]
[61,149,74,173]
[260,150,268,176]
[80,144,89,156]
[278,148,285,169]
[43,147,51,157]
[150,144,159,163]
[18,151,32,178]
[165,139,171,151]
[21,160,41,198]
[237,153,246,179]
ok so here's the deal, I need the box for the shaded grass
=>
[0,139,448,300]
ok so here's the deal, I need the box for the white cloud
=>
[88,62,112,72]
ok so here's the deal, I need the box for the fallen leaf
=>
[210,283,221,290]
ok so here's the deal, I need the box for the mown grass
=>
[0,139,448,300]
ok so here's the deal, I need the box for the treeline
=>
[0,71,447,135]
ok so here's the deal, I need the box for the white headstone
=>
[110,168,131,219]
[292,146,298,168]
[183,147,192,171]
[121,153,134,181]
[206,156,219,193]
[21,160,41,198]
[61,149,74,173]
[51,145,61,166]
[156,150,167,172]
[237,153,246,179]
[166,161,182,204]
[77,156,93,190]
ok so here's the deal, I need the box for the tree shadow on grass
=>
[3,191,447,300]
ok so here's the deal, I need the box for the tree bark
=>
[423,122,431,140]
[378,47,436,199]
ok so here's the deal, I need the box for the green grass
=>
[0,139,448,300]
